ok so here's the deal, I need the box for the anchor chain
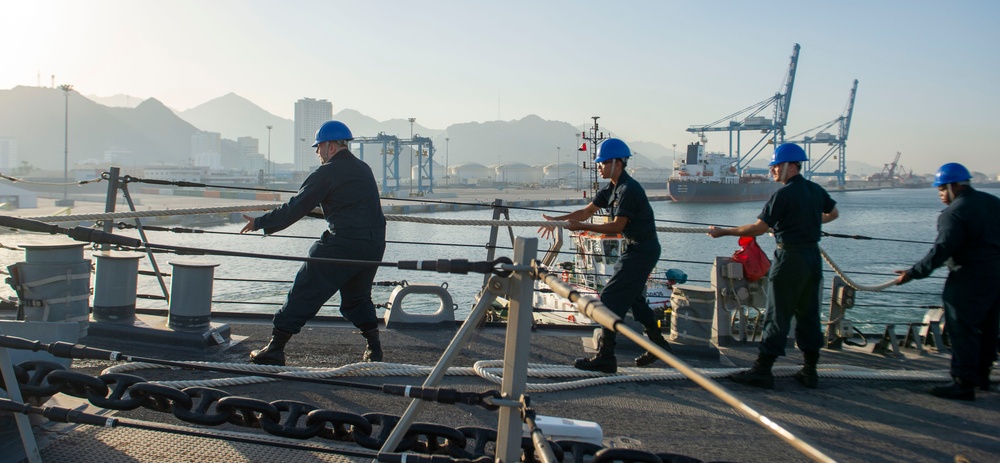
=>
[6,360,689,463]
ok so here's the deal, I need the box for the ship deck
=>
[6,315,998,463]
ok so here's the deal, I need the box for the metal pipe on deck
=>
[536,267,838,463]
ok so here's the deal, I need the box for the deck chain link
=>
[11,360,682,463]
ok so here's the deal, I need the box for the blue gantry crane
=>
[786,79,858,187]
[352,133,435,197]
[686,43,800,172]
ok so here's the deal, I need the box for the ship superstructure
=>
[668,142,778,203]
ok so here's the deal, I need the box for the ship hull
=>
[668,180,780,203]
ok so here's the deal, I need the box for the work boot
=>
[362,329,383,362]
[794,350,820,389]
[635,329,674,367]
[930,378,975,401]
[574,332,617,374]
[731,353,777,389]
[250,328,293,366]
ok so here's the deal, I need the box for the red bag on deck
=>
[732,236,771,282]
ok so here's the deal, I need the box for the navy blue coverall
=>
[904,187,1000,385]
[591,171,661,342]
[757,174,837,357]
[253,150,387,334]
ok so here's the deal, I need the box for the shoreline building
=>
[0,137,18,171]
[294,98,332,173]
[191,132,222,170]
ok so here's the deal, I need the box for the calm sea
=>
[3,187,998,332]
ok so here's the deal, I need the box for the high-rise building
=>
[294,98,333,172]
[237,136,260,157]
[0,138,18,171]
[191,132,222,170]
[236,136,265,174]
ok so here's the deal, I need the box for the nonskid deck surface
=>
[14,321,999,463]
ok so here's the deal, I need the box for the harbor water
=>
[3,187,998,333]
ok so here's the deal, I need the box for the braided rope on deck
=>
[820,247,898,291]
[105,360,952,393]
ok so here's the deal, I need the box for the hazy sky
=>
[3,0,998,174]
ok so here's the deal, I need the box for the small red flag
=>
[578,143,587,151]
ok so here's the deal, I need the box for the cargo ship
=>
[668,142,780,203]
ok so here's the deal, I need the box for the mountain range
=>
[2,86,886,176]
[0,86,675,174]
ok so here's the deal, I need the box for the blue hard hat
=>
[594,138,631,163]
[664,268,688,284]
[312,120,354,147]
[932,162,972,186]
[769,143,808,166]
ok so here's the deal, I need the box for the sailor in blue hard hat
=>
[539,137,673,372]
[241,119,387,366]
[707,142,839,389]
[932,162,972,205]
[895,162,1000,400]
[768,142,809,183]
[311,120,354,147]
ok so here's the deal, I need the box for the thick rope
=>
[23,205,899,291]
[103,360,952,393]
[820,247,898,292]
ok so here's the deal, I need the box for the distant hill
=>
[0,85,674,174]
[178,93,294,164]
[174,97,671,169]
[13,85,897,176]
[0,86,197,169]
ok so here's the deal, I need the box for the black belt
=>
[325,228,385,240]
[776,242,818,250]
[624,232,658,245]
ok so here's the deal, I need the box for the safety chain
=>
[5,360,693,463]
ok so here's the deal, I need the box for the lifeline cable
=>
[16,202,936,246]
[120,174,298,194]
[822,231,933,245]
[0,215,511,277]
[116,222,515,251]
[30,168,942,245]
[117,221,941,288]
[14,206,929,291]
[11,211,933,295]
[0,171,104,186]
[9,219,946,284]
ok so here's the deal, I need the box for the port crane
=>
[870,151,902,187]
[686,43,800,174]
[352,133,435,197]
[786,79,859,187]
